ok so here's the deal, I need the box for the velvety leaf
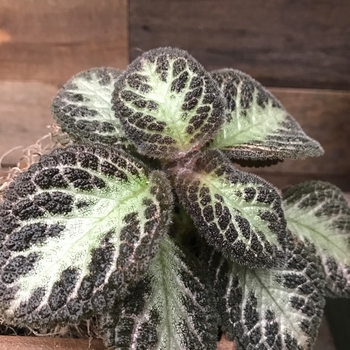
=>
[51,67,129,147]
[98,235,217,350]
[0,145,173,326]
[210,69,324,163]
[112,47,225,160]
[208,233,325,350]
[175,149,286,268]
[283,181,350,297]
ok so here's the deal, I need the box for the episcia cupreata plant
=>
[0,47,349,350]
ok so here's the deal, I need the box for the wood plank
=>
[0,335,235,350]
[0,337,105,350]
[0,0,128,87]
[0,81,56,166]
[0,317,337,350]
[253,172,350,193]
[129,0,350,90]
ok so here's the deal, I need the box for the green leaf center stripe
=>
[282,181,350,297]
[209,233,325,349]
[11,165,149,230]
[101,236,217,350]
[113,48,224,160]
[175,150,286,268]
[8,179,153,314]
[153,244,208,349]
[121,62,197,150]
[51,67,127,145]
[288,218,350,264]
[251,270,307,340]
[224,89,286,147]
[210,69,323,161]
[68,77,115,116]
[238,266,312,346]
[0,145,173,325]
[283,182,350,265]
[202,176,279,246]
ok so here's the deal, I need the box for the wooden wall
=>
[0,0,128,166]
[1,0,349,191]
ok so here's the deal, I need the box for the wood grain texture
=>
[0,317,337,350]
[0,337,105,350]
[0,0,128,86]
[129,0,350,90]
[0,336,235,350]
[0,81,56,166]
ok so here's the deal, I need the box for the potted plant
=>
[0,47,348,350]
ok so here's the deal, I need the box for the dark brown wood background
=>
[0,0,128,166]
[0,0,349,194]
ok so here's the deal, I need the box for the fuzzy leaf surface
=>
[51,67,129,147]
[98,235,217,350]
[210,69,323,163]
[283,181,350,297]
[113,47,225,160]
[0,145,173,326]
[208,234,325,350]
[175,149,286,268]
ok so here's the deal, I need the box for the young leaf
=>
[209,233,325,350]
[0,145,173,326]
[283,181,350,297]
[210,69,324,163]
[98,235,218,350]
[175,149,286,268]
[112,47,225,160]
[51,67,130,147]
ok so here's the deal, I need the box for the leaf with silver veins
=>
[207,233,325,350]
[210,69,324,163]
[283,181,350,297]
[112,47,225,160]
[175,149,287,268]
[0,144,173,326]
[98,234,217,350]
[51,67,130,147]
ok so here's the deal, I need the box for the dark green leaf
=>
[0,145,173,326]
[175,149,286,268]
[51,67,129,147]
[283,181,350,297]
[113,47,225,160]
[98,235,217,350]
[210,69,324,163]
[208,233,325,350]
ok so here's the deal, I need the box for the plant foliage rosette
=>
[0,47,349,350]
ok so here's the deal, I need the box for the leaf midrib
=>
[243,267,307,345]
[206,178,279,246]
[287,217,350,263]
